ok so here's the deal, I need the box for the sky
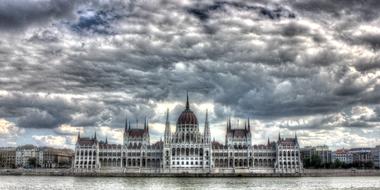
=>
[0,0,379,150]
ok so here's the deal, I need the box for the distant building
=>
[13,145,74,168]
[301,145,332,164]
[372,146,380,169]
[38,147,74,168]
[349,148,372,164]
[16,145,38,168]
[332,148,353,164]
[0,147,16,168]
[74,94,303,174]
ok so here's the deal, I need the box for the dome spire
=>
[177,91,198,125]
[186,91,190,110]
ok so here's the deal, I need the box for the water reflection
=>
[0,176,380,190]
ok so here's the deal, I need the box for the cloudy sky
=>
[0,0,379,150]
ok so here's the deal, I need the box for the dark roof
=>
[77,137,97,146]
[335,149,350,154]
[177,109,198,125]
[279,138,297,145]
[231,129,248,137]
[128,128,146,137]
[212,141,225,149]
[149,141,163,149]
[17,144,37,150]
[177,93,198,125]
[349,147,372,152]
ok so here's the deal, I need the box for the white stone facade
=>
[73,96,303,174]
[275,134,303,173]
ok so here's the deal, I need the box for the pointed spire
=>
[77,131,80,139]
[244,121,247,130]
[278,132,281,141]
[228,116,232,131]
[128,120,131,130]
[164,109,171,143]
[105,136,108,144]
[247,118,251,131]
[226,118,229,133]
[204,109,210,143]
[94,131,97,140]
[124,116,128,132]
[205,109,209,124]
[144,117,147,131]
[186,91,190,110]
[267,138,270,145]
[166,108,170,125]
[146,119,149,134]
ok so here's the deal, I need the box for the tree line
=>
[303,154,375,169]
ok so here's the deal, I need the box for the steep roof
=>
[77,137,97,146]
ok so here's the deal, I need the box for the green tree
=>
[302,157,311,168]
[28,157,37,168]
[310,154,322,168]
[364,161,374,169]
[0,156,4,168]
[333,159,342,169]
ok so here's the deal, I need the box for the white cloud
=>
[54,124,83,135]
[32,135,75,148]
[0,119,24,146]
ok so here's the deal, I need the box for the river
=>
[0,176,379,190]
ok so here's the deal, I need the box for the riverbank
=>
[1,168,380,177]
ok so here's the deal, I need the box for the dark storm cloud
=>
[355,55,380,72]
[356,33,380,51]
[187,1,295,22]
[280,22,310,37]
[0,91,125,129]
[291,0,380,21]
[0,92,75,128]
[0,0,76,31]
[0,0,379,148]
[282,105,380,131]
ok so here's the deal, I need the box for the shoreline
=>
[1,169,380,177]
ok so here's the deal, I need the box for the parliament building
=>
[73,94,303,174]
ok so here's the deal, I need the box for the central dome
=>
[177,93,198,125]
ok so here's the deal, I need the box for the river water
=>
[0,176,379,190]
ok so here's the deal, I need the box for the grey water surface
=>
[0,176,380,190]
